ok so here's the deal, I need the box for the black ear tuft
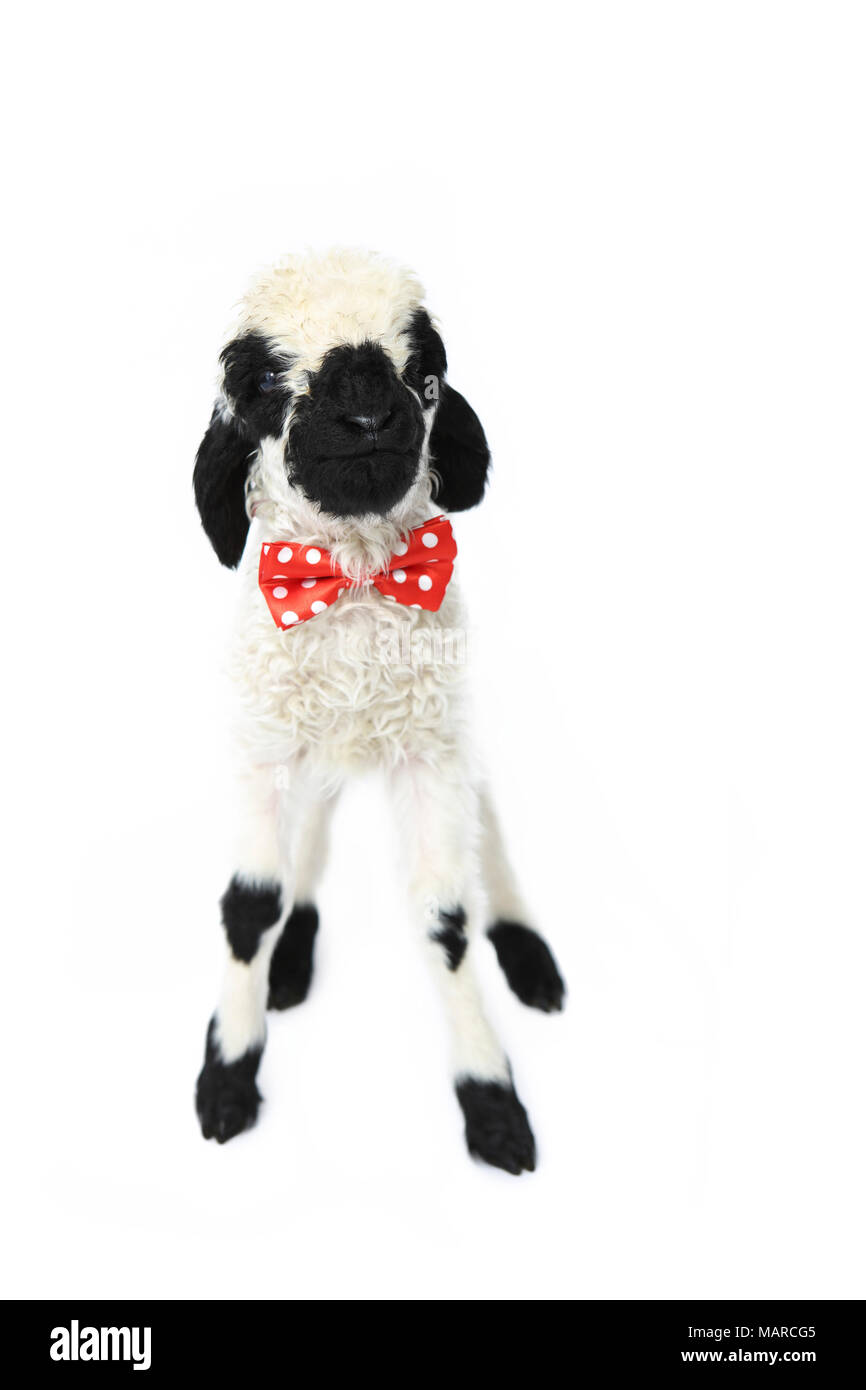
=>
[193,407,255,568]
[429,384,491,512]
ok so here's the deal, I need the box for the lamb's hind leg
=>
[196,762,299,1144]
[479,786,566,1013]
[390,761,536,1175]
[268,787,340,1010]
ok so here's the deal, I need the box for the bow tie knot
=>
[258,515,457,630]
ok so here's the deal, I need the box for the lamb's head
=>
[194,249,490,568]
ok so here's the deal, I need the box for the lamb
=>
[192,249,565,1174]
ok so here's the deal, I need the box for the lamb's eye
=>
[258,370,279,394]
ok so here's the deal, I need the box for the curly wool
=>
[229,524,472,775]
[237,247,426,378]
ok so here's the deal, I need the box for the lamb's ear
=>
[193,406,254,568]
[429,384,491,512]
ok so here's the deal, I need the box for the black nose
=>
[343,409,394,438]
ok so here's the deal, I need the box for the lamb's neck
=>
[249,482,437,580]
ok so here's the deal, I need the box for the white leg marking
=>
[215,922,283,1062]
[391,760,510,1085]
[478,784,533,926]
[291,787,341,903]
[209,759,307,1063]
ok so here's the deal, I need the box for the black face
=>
[288,342,426,517]
[194,305,489,568]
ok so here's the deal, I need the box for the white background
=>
[2,1,864,1300]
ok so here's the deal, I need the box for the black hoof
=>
[487,921,566,1012]
[456,1077,536,1175]
[268,903,319,1010]
[195,1019,262,1143]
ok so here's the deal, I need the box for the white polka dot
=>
[422,532,438,548]
[311,600,327,614]
[306,548,321,564]
[301,578,316,588]
[263,545,270,554]
[277,546,292,563]
[410,603,421,609]
[418,574,433,591]
[394,539,409,556]
[273,586,288,599]
[281,610,299,626]
[393,569,407,583]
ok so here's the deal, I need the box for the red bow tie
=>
[258,515,457,629]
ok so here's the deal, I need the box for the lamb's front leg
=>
[196,762,296,1144]
[390,761,536,1175]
